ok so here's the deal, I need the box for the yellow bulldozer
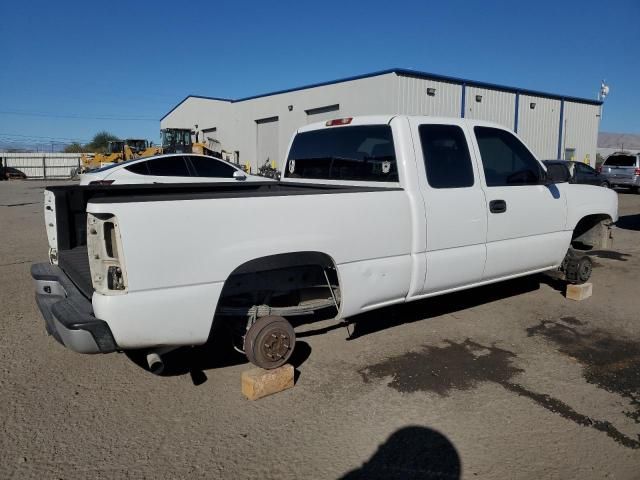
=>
[79,129,223,174]
[80,139,161,172]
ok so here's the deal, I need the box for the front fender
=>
[565,184,618,229]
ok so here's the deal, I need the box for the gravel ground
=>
[1,180,639,479]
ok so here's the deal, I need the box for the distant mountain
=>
[598,132,640,150]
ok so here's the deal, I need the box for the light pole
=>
[598,80,610,119]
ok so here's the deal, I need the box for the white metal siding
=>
[517,95,561,159]
[160,97,232,151]
[161,72,599,172]
[221,73,396,172]
[465,87,516,129]
[395,76,462,117]
[561,102,600,167]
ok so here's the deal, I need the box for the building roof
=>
[161,67,602,121]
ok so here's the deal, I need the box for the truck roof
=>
[299,115,508,133]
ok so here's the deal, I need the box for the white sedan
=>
[79,154,270,185]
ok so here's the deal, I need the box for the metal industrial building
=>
[161,68,602,173]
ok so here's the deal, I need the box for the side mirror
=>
[544,164,571,184]
[233,170,247,181]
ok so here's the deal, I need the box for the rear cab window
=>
[284,125,398,182]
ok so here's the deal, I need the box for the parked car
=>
[79,153,266,185]
[597,152,640,193]
[543,160,609,187]
[32,116,618,373]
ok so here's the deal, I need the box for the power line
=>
[0,109,158,121]
[0,132,89,142]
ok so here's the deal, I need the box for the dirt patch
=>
[360,340,521,395]
[361,338,640,449]
[559,316,585,326]
[527,319,640,425]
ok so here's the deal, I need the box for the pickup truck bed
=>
[58,246,91,298]
[49,181,397,298]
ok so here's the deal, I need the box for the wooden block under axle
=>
[241,364,294,400]
[566,282,593,301]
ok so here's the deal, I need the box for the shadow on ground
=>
[340,426,461,480]
[125,325,312,386]
[127,274,556,382]
[301,274,545,341]
[616,213,640,232]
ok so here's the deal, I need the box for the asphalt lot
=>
[1,180,639,479]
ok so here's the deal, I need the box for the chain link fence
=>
[1,153,82,179]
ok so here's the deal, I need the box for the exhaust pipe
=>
[146,352,165,375]
[145,347,177,375]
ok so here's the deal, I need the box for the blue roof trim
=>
[161,68,602,120]
[392,68,602,106]
[160,95,232,121]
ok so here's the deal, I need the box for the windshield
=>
[162,130,191,147]
[604,154,636,167]
[107,141,124,154]
[285,125,398,182]
[127,140,147,151]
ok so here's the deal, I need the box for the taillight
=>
[596,166,602,173]
[87,213,127,294]
[89,180,115,185]
[634,168,640,176]
[326,117,353,126]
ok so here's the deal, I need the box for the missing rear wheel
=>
[244,315,295,369]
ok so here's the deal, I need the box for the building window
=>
[305,104,340,116]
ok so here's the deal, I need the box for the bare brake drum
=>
[244,315,295,369]
[561,249,593,285]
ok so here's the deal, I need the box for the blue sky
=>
[1,0,638,150]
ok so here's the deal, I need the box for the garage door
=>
[256,116,279,172]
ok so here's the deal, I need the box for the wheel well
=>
[230,251,337,276]
[217,251,341,313]
[571,214,613,250]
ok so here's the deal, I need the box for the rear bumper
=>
[31,263,117,354]
[604,175,640,187]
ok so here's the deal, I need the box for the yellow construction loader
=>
[80,139,161,172]
[161,128,222,157]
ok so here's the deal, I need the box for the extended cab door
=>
[470,126,568,280]
[409,119,488,294]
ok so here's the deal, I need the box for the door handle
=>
[489,199,507,213]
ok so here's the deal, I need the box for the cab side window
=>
[189,156,236,177]
[125,161,150,175]
[575,163,594,175]
[419,124,474,188]
[474,127,543,186]
[147,156,191,176]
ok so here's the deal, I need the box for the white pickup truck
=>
[32,115,618,372]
